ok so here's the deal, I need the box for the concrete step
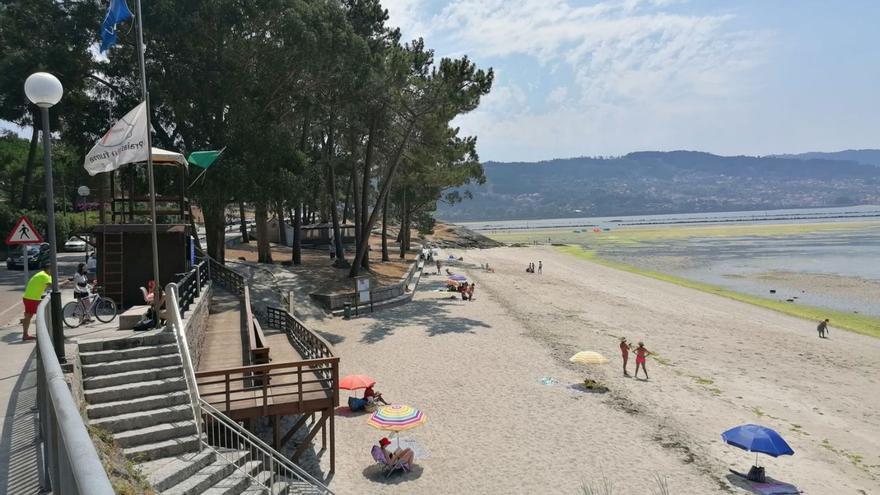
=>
[79,343,179,365]
[162,451,250,495]
[90,404,194,434]
[78,330,174,352]
[250,472,285,495]
[115,421,197,448]
[201,460,263,495]
[123,433,201,462]
[87,390,190,419]
[85,377,187,404]
[139,449,217,492]
[82,365,183,390]
[82,353,182,377]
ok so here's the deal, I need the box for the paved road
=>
[0,250,86,494]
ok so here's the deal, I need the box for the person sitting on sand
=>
[379,437,414,467]
[817,318,830,338]
[619,337,632,377]
[633,342,651,379]
[363,385,388,405]
[459,282,469,300]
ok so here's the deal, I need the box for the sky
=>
[382,0,880,162]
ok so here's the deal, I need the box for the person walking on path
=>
[538,260,543,274]
[619,337,632,376]
[20,262,53,341]
[817,319,830,338]
[633,341,652,380]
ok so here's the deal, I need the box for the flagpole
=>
[134,0,162,327]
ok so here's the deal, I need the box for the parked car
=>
[64,236,88,252]
[6,245,41,270]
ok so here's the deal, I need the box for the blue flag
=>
[100,0,133,53]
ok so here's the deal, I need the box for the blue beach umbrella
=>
[722,424,794,466]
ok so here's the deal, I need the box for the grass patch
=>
[557,245,880,338]
[89,426,156,495]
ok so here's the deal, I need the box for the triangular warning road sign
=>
[6,216,44,245]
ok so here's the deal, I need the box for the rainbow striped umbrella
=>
[368,404,427,432]
[368,405,427,449]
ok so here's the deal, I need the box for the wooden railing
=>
[266,306,334,363]
[210,258,244,295]
[195,358,340,414]
[244,285,270,367]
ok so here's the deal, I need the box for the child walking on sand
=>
[633,342,651,380]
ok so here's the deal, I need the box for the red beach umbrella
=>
[340,374,376,391]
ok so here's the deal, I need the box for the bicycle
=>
[62,285,117,328]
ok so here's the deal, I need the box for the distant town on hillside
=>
[437,150,880,221]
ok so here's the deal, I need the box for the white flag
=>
[84,101,149,176]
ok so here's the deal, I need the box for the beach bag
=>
[747,466,766,482]
[348,396,367,412]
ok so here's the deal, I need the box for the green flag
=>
[187,148,225,168]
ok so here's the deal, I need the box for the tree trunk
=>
[351,165,361,262]
[399,185,407,259]
[381,192,390,262]
[359,119,378,271]
[292,204,302,265]
[276,201,288,246]
[255,203,272,263]
[204,203,227,263]
[325,156,346,263]
[349,123,414,277]
[239,202,249,243]
[20,114,40,209]
[341,175,352,225]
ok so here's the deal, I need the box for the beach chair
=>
[371,445,411,477]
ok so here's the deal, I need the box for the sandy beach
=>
[304,246,880,494]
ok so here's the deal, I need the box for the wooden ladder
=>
[101,231,124,307]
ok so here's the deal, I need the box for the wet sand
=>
[307,246,880,494]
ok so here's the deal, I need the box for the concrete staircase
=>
[79,331,323,495]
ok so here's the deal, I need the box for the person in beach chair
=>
[372,437,414,477]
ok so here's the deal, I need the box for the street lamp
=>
[24,72,65,362]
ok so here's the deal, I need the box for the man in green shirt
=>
[21,262,53,341]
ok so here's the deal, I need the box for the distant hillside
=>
[775,149,880,167]
[437,151,880,221]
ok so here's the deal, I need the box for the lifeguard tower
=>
[93,148,195,308]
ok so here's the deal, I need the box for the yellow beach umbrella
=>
[569,351,609,365]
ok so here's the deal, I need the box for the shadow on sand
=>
[359,283,491,344]
[361,463,425,484]
[725,473,801,495]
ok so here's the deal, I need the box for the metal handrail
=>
[35,298,115,494]
[165,282,203,448]
[200,398,334,494]
[166,276,332,494]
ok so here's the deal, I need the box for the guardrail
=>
[35,298,115,495]
[209,258,244,295]
[165,283,203,451]
[196,357,340,413]
[244,285,270,390]
[266,306,334,364]
[200,399,334,494]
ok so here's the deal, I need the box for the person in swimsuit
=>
[379,437,414,467]
[363,385,388,405]
[619,337,632,376]
[817,319,830,338]
[633,341,651,380]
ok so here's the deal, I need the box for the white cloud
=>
[387,0,773,160]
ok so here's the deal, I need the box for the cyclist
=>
[68,263,94,322]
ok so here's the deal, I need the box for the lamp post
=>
[25,72,65,362]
